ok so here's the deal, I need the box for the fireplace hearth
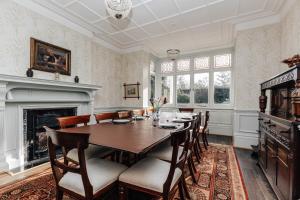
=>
[23,107,77,169]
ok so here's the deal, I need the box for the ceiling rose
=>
[105,0,132,20]
[167,49,180,61]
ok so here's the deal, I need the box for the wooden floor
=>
[0,134,278,200]
[207,135,277,200]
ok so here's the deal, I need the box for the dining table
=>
[58,119,183,155]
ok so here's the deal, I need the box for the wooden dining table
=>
[58,119,182,155]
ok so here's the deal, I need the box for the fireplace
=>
[23,107,77,169]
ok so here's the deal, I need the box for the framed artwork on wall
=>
[123,82,140,99]
[30,38,71,75]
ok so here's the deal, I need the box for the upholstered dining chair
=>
[147,116,200,183]
[117,111,131,119]
[131,109,145,116]
[178,108,194,113]
[45,127,127,200]
[119,124,191,200]
[56,115,113,163]
[94,112,117,123]
[200,111,210,150]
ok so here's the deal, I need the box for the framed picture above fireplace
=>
[123,82,140,99]
[30,38,71,75]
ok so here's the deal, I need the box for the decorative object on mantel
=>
[282,54,300,68]
[167,49,180,61]
[123,82,140,99]
[30,38,71,75]
[149,96,167,126]
[105,0,132,20]
[26,68,33,77]
[74,75,79,83]
[54,72,59,80]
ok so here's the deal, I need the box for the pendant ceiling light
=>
[105,0,132,20]
[167,49,180,61]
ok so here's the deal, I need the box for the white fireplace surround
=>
[0,74,101,171]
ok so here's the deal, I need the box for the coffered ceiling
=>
[21,0,288,56]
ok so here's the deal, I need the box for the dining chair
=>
[147,116,199,183]
[178,108,194,113]
[94,112,117,123]
[119,124,191,200]
[56,115,113,163]
[45,127,127,200]
[117,111,131,119]
[131,109,145,116]
[200,111,210,150]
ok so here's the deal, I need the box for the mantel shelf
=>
[0,74,101,91]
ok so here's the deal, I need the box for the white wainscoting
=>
[233,110,259,149]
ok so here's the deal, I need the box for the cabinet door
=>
[277,146,290,200]
[259,129,267,169]
[266,138,277,182]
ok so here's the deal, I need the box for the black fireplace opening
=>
[23,107,77,169]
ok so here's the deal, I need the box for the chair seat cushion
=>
[67,144,114,163]
[148,144,190,162]
[119,157,182,193]
[59,158,127,196]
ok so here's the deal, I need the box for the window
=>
[177,59,190,71]
[150,60,155,74]
[161,61,174,73]
[161,76,174,104]
[214,54,231,68]
[176,75,190,104]
[214,71,231,104]
[150,61,155,99]
[194,73,209,104]
[194,57,209,70]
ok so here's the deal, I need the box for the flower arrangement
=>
[149,96,167,113]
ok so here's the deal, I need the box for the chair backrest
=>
[94,112,117,124]
[202,111,210,132]
[146,107,154,115]
[178,108,194,113]
[117,111,131,119]
[57,115,91,129]
[191,113,201,146]
[132,109,145,116]
[163,123,191,193]
[44,126,93,198]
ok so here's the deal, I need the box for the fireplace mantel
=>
[0,74,101,171]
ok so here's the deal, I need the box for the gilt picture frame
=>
[30,38,71,75]
[123,82,140,99]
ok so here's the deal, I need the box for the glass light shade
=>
[105,0,132,20]
[167,49,180,61]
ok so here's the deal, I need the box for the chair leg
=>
[204,131,209,146]
[119,185,127,200]
[196,139,203,153]
[194,145,201,163]
[187,158,197,183]
[190,156,197,173]
[182,177,191,199]
[202,134,208,150]
[178,181,185,200]
[56,189,63,200]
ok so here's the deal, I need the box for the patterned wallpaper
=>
[234,24,282,110]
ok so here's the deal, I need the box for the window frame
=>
[157,49,234,109]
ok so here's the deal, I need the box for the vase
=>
[74,76,79,83]
[26,68,33,77]
[152,111,159,127]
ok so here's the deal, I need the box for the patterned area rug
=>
[0,144,248,200]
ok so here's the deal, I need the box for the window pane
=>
[161,76,173,104]
[194,57,209,70]
[214,71,231,104]
[161,61,174,73]
[176,75,190,104]
[194,73,209,104]
[150,75,155,99]
[177,59,190,71]
[214,54,231,68]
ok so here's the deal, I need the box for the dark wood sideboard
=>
[258,65,300,200]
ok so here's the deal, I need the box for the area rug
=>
[0,144,248,200]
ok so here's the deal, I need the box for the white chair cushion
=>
[148,144,190,162]
[59,158,127,196]
[67,144,113,162]
[119,157,182,193]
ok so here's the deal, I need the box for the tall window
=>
[194,73,209,104]
[150,61,155,99]
[176,75,190,104]
[158,50,232,107]
[161,76,174,104]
